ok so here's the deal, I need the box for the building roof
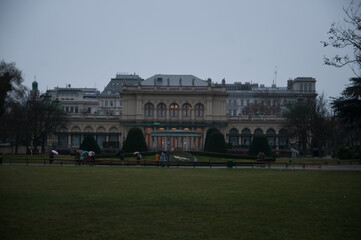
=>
[102,74,140,94]
[142,74,208,86]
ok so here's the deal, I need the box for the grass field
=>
[0,166,360,240]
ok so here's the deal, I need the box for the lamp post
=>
[167,137,170,167]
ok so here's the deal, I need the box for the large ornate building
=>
[46,73,317,152]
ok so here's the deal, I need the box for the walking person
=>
[119,151,125,164]
[136,152,142,165]
[75,152,81,166]
[49,151,54,165]
[91,154,96,166]
[160,152,166,167]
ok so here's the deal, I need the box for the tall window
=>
[229,128,239,145]
[279,129,288,146]
[157,103,166,117]
[170,103,179,117]
[182,103,192,117]
[195,103,204,117]
[58,134,68,146]
[241,128,251,146]
[145,103,154,117]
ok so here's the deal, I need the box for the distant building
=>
[99,73,141,116]
[43,73,317,152]
[120,74,227,151]
[225,77,317,117]
[47,87,99,115]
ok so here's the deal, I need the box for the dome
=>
[32,81,38,91]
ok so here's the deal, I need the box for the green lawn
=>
[0,166,360,240]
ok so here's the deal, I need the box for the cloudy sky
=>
[0,0,356,98]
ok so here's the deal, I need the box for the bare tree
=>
[283,98,313,155]
[310,93,334,157]
[0,60,27,117]
[26,94,69,153]
[322,2,361,76]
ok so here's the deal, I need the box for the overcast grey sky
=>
[0,0,356,98]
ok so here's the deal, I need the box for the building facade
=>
[45,73,317,152]
[120,74,228,151]
[225,77,317,117]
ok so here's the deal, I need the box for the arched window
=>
[144,103,154,117]
[279,129,288,146]
[229,128,239,146]
[195,103,204,117]
[241,128,251,134]
[170,103,179,117]
[182,103,192,117]
[254,128,263,135]
[230,128,238,135]
[241,128,251,146]
[266,129,276,146]
[157,103,166,117]
[266,129,276,135]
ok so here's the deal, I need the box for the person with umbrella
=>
[89,151,96,166]
[81,151,89,165]
[134,151,142,164]
[75,150,82,166]
[49,150,58,165]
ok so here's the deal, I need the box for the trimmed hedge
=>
[189,151,276,162]
[249,135,271,156]
[122,128,148,153]
[204,127,221,151]
[207,131,227,153]
[97,151,159,159]
[334,145,361,160]
[80,135,102,154]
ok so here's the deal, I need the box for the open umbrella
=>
[89,151,95,156]
[133,151,140,155]
[51,150,59,155]
[81,151,89,156]
[76,150,83,154]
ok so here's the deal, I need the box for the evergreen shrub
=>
[204,127,220,150]
[79,136,102,154]
[122,128,148,153]
[207,131,227,153]
[249,135,271,156]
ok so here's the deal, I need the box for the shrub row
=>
[96,151,159,159]
[334,145,361,160]
[189,151,276,162]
